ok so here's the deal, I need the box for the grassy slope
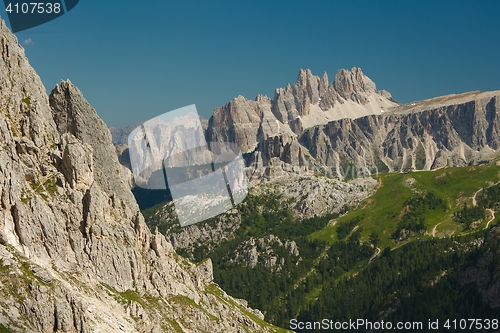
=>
[309,165,500,249]
[295,165,500,314]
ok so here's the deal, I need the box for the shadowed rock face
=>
[206,67,397,155]
[0,19,276,332]
[199,67,400,181]
[50,81,138,209]
[333,67,376,104]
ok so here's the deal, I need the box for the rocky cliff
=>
[207,68,396,152]
[113,67,500,184]
[0,19,284,333]
[458,225,500,309]
[299,91,500,178]
[237,85,500,182]
[204,68,398,181]
[204,69,500,182]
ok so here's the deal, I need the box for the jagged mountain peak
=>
[292,67,383,100]
[295,68,318,84]
[206,67,398,156]
[201,65,500,183]
[333,67,377,102]
[50,79,138,209]
[319,71,329,95]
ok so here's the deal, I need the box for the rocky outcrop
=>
[333,67,381,105]
[153,202,243,252]
[250,174,378,218]
[0,19,281,332]
[299,91,500,177]
[233,235,300,271]
[50,81,138,208]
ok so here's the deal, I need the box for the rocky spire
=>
[319,71,329,96]
[333,67,377,104]
[293,69,320,116]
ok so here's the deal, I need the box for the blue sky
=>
[5,1,500,127]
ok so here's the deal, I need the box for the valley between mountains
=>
[141,165,500,329]
[113,53,500,330]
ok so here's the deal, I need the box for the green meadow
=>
[309,165,500,248]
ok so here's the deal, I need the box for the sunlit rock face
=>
[0,18,275,333]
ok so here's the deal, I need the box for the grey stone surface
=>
[0,18,278,333]
[112,66,500,185]
[299,91,500,177]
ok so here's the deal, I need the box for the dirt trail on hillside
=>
[432,221,444,237]
[486,209,496,229]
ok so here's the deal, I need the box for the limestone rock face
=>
[207,67,396,157]
[233,235,298,271]
[112,66,500,184]
[333,67,376,104]
[200,67,397,182]
[61,133,94,191]
[207,95,277,154]
[203,68,500,183]
[50,81,138,209]
[0,19,279,333]
[299,91,500,177]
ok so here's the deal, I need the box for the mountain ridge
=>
[206,67,398,154]
[110,68,500,184]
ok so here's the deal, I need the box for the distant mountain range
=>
[111,68,500,182]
